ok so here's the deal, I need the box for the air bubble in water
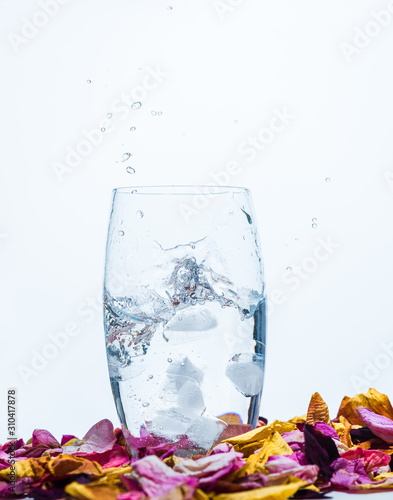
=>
[126,166,135,174]
[131,102,142,110]
[167,358,172,363]
[101,127,106,132]
[312,223,317,228]
[122,152,132,162]
[130,127,136,131]
[119,230,125,236]
[136,210,144,218]
[167,5,173,9]
[312,218,317,222]
[148,375,153,380]
[286,266,292,271]
[158,111,162,116]
[325,177,331,182]
[107,113,112,119]
[151,111,157,116]
[86,79,91,83]
[142,402,149,407]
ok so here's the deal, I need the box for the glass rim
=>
[113,185,250,195]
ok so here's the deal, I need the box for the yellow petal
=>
[306,393,330,425]
[47,454,103,477]
[212,478,306,500]
[0,456,50,481]
[65,482,121,500]
[223,420,297,457]
[337,389,393,425]
[238,432,293,476]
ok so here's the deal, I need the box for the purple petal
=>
[314,421,340,441]
[331,458,371,488]
[304,424,339,482]
[61,434,77,445]
[355,406,393,444]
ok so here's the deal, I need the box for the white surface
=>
[1,4,393,482]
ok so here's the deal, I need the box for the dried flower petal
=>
[306,393,330,425]
[337,389,393,426]
[355,406,393,444]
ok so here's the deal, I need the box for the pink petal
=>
[331,458,371,488]
[355,406,393,444]
[77,444,131,469]
[314,421,340,441]
[173,449,245,488]
[62,419,116,454]
[32,429,60,447]
[340,447,391,477]
[127,455,197,498]
[265,455,319,485]
[61,434,77,445]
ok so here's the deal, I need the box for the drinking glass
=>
[103,186,266,452]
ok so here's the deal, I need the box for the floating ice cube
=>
[225,353,265,397]
[187,414,227,450]
[166,309,217,332]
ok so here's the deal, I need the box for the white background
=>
[1,1,393,494]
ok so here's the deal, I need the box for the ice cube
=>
[166,355,205,384]
[225,353,265,397]
[187,414,227,450]
[166,309,217,332]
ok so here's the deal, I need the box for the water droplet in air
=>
[101,127,106,132]
[107,113,112,119]
[130,126,136,131]
[122,152,132,162]
[325,177,331,182]
[167,358,172,363]
[142,402,149,407]
[119,230,125,236]
[151,111,157,116]
[136,210,144,218]
[126,166,135,174]
[86,79,91,83]
[131,102,142,110]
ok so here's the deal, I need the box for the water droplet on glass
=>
[167,358,172,363]
[286,266,292,271]
[86,79,91,83]
[136,210,144,218]
[122,152,132,162]
[130,126,136,131]
[312,218,317,222]
[131,189,137,194]
[312,223,317,228]
[151,111,157,116]
[325,177,331,182]
[107,113,112,119]
[157,111,162,116]
[142,402,149,407]
[167,5,173,9]
[131,102,142,110]
[101,127,106,132]
[148,375,153,380]
[126,166,135,174]
[119,230,125,236]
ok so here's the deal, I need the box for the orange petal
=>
[337,389,393,425]
[306,393,330,425]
